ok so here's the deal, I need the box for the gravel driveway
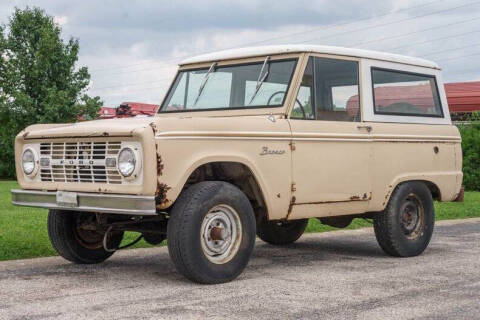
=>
[1,218,479,320]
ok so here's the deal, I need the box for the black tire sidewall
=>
[168,182,256,284]
[48,210,123,264]
[257,219,308,245]
[377,182,435,257]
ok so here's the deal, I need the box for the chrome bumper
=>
[11,189,156,216]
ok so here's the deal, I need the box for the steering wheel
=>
[267,91,306,119]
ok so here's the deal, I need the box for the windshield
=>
[159,59,297,112]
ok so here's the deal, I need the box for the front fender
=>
[155,137,292,220]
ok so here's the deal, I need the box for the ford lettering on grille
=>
[39,141,123,184]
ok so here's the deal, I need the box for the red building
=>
[445,81,480,120]
[98,83,480,120]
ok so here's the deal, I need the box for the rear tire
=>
[374,182,435,257]
[257,219,308,245]
[47,210,123,264]
[167,181,256,284]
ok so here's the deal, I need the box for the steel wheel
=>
[200,204,242,264]
[167,181,256,283]
[399,193,425,240]
[374,181,435,257]
[73,212,105,249]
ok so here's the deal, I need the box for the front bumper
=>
[11,189,156,216]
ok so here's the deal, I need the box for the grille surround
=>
[39,141,123,184]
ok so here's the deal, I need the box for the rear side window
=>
[371,68,443,117]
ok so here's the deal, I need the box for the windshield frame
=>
[158,57,299,114]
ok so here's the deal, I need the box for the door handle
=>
[357,125,372,133]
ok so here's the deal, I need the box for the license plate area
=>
[56,191,78,207]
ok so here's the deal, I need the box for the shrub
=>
[459,113,480,191]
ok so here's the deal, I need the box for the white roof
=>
[180,45,439,69]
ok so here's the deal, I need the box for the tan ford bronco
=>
[12,45,463,284]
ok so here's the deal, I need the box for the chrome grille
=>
[39,141,123,184]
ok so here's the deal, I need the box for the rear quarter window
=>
[371,68,443,118]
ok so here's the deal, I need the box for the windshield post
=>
[192,62,217,108]
[183,72,190,109]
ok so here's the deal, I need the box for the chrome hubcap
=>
[200,204,242,264]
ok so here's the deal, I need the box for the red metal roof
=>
[444,81,480,113]
[345,81,480,115]
[346,84,435,115]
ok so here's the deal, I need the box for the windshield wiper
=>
[248,56,270,105]
[192,62,217,108]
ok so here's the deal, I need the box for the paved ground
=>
[0,218,479,320]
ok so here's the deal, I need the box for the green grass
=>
[1,181,479,261]
[0,181,154,261]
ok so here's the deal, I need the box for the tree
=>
[0,7,101,178]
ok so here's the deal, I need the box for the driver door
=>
[287,55,372,219]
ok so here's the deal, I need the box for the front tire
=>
[257,219,308,245]
[374,182,435,257]
[167,182,256,284]
[47,210,123,264]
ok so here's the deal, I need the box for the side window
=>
[371,68,443,117]
[292,56,360,121]
[315,57,360,122]
[292,57,314,119]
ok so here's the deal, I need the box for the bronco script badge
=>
[260,146,286,156]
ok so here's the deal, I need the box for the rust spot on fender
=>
[22,131,29,138]
[155,182,171,207]
[156,153,164,176]
[152,124,163,176]
[154,151,170,206]
[382,185,394,207]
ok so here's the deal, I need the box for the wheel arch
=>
[161,156,271,222]
[382,178,442,210]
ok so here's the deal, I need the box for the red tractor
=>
[99,102,159,119]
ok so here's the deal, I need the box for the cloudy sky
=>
[1,0,479,107]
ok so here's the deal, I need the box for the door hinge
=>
[291,182,296,192]
[289,141,296,151]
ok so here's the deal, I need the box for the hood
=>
[20,114,285,140]
[21,117,156,139]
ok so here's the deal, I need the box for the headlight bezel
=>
[117,146,139,179]
[22,147,38,177]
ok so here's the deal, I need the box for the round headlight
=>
[22,148,37,176]
[117,147,136,177]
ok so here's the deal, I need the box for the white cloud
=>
[1,0,479,106]
[53,15,68,26]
